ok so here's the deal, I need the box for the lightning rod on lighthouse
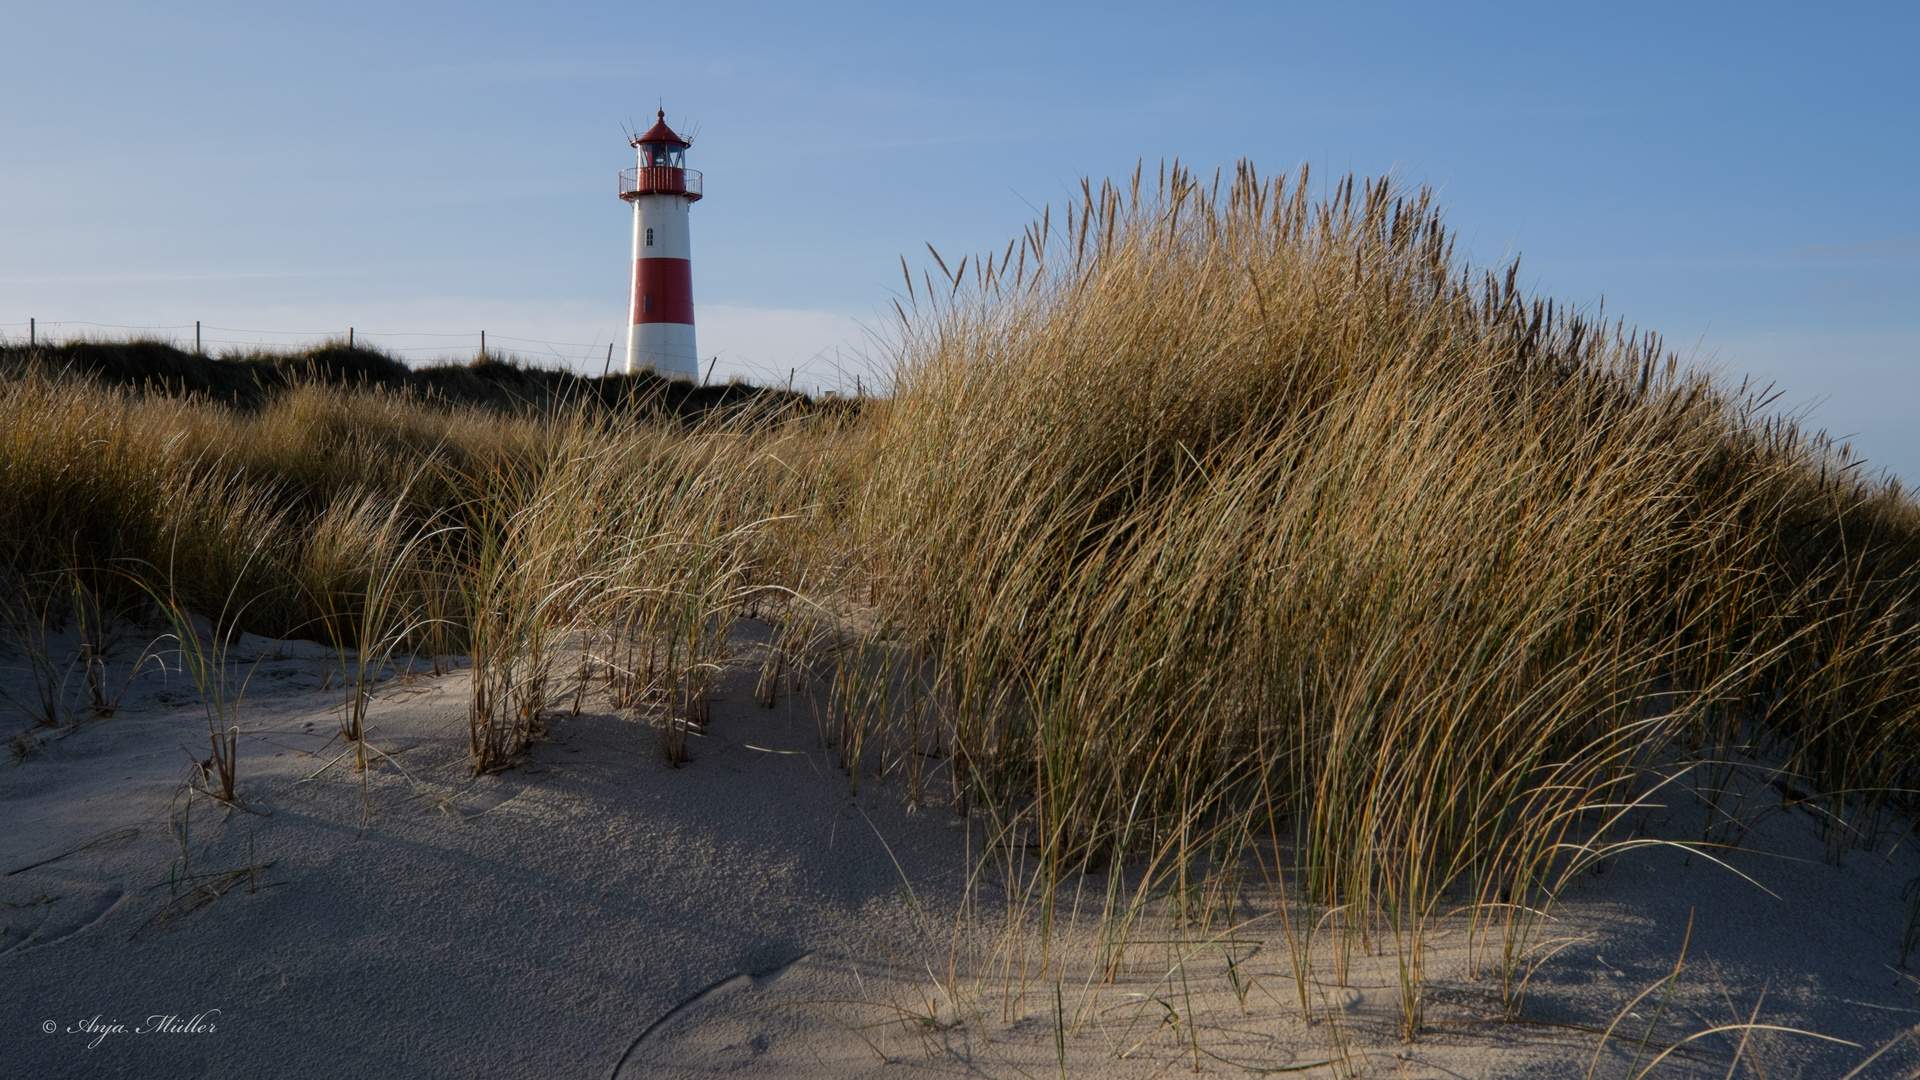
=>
[619,109,702,379]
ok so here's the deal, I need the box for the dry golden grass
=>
[4,165,1919,1036]
[843,164,1920,1030]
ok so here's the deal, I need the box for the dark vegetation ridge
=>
[0,338,817,417]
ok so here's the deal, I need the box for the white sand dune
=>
[5,622,1920,1078]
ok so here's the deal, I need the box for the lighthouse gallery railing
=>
[619,167,702,199]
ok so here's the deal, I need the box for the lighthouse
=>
[619,109,702,379]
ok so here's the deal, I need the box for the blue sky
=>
[4,2,1916,479]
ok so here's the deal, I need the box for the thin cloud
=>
[0,269,401,286]
[1793,237,1920,259]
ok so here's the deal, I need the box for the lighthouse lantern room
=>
[619,109,703,379]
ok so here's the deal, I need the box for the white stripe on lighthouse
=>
[626,194,698,380]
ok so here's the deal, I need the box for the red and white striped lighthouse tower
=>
[619,109,702,379]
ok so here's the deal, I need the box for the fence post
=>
[480,330,486,357]
[28,318,33,346]
[602,342,613,378]
[349,327,354,348]
[195,321,202,354]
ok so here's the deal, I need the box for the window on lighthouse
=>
[646,227,655,247]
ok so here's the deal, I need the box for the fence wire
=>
[0,320,880,394]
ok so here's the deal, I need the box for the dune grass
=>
[852,165,1920,1031]
[5,164,1920,1042]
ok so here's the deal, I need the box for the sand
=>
[5,620,1920,1078]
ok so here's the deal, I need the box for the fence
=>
[0,319,877,393]
[0,319,611,368]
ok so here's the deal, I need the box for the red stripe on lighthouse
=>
[630,258,695,325]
